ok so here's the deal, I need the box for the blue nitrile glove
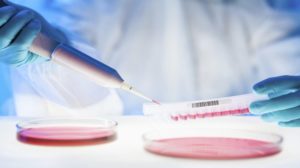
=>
[0,6,41,66]
[0,0,68,67]
[250,75,300,127]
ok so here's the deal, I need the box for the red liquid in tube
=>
[171,108,250,121]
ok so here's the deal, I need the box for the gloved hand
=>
[0,1,67,67]
[0,5,41,66]
[250,75,300,127]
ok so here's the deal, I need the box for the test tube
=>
[143,93,268,121]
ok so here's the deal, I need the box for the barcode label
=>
[191,100,219,108]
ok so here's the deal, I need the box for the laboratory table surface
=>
[0,116,299,168]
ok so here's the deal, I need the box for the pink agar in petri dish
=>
[145,137,281,159]
[143,129,282,160]
[16,118,117,146]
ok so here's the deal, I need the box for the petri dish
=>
[143,128,283,160]
[16,118,117,146]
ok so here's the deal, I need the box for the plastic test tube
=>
[143,93,268,121]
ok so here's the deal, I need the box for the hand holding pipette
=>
[0,1,158,104]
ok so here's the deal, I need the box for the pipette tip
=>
[121,82,160,105]
[152,100,161,105]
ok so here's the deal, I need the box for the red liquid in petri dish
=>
[17,127,116,146]
[145,137,281,159]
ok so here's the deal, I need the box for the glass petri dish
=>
[16,118,117,146]
[143,128,283,160]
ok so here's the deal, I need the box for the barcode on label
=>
[191,100,219,108]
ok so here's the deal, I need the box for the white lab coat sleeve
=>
[10,0,123,116]
[249,4,300,82]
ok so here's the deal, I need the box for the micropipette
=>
[143,93,268,121]
[0,1,158,104]
[31,33,159,104]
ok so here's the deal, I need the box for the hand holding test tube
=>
[250,75,300,127]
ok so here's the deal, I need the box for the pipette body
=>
[29,33,157,103]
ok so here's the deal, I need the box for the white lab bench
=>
[0,116,299,168]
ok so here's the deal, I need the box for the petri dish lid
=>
[16,118,117,146]
[143,128,283,160]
